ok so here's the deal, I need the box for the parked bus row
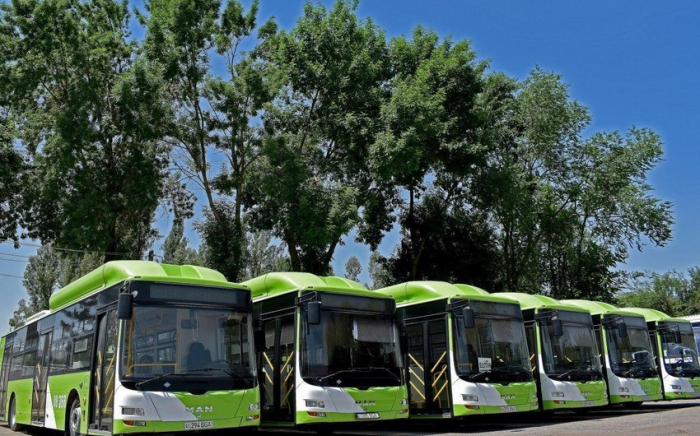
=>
[0,261,698,435]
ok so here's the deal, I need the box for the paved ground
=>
[4,400,700,435]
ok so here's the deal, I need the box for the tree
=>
[241,228,290,281]
[477,68,673,299]
[141,0,275,280]
[1,0,171,259]
[22,244,61,315]
[368,251,392,289]
[0,116,24,244]
[367,27,487,279]
[618,268,700,316]
[9,299,29,329]
[247,0,391,274]
[161,220,204,265]
[344,256,362,282]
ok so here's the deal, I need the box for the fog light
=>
[124,420,146,426]
[465,404,480,410]
[305,399,325,408]
[462,394,479,402]
[308,411,326,417]
[121,407,145,416]
[551,391,565,398]
[553,400,566,404]
[248,403,260,411]
[399,409,408,414]
[246,414,260,421]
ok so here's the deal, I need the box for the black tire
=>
[8,396,23,432]
[66,397,81,436]
[623,401,643,409]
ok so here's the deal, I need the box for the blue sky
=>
[2,0,699,329]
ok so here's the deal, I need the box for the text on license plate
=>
[500,406,517,413]
[184,421,214,430]
[356,412,380,419]
[642,395,651,401]
[581,401,594,407]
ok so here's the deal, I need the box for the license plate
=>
[184,421,214,430]
[500,406,517,413]
[356,412,380,419]
[642,395,651,401]
[581,401,594,407]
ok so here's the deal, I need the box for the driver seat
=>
[187,342,212,370]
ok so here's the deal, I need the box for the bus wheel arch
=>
[8,393,23,431]
[65,390,81,436]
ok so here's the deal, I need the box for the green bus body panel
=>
[244,272,383,301]
[561,300,649,320]
[6,379,34,425]
[113,388,260,434]
[496,292,590,313]
[622,307,689,324]
[49,261,244,312]
[374,281,517,307]
[47,372,92,432]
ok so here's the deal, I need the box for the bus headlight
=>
[248,403,260,411]
[122,407,145,416]
[618,387,629,393]
[551,392,565,398]
[671,385,682,390]
[305,400,325,408]
[462,395,479,402]
[399,398,408,406]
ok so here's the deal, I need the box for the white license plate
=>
[500,406,517,413]
[356,412,380,419]
[581,401,594,407]
[184,421,214,430]
[642,395,651,401]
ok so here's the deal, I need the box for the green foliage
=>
[618,268,700,316]
[0,141,24,244]
[1,0,171,258]
[368,251,392,289]
[240,228,290,281]
[247,0,390,274]
[195,200,243,281]
[344,256,362,282]
[161,219,204,266]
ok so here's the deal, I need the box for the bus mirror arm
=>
[675,330,682,344]
[254,329,265,351]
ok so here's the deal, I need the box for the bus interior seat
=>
[187,342,212,369]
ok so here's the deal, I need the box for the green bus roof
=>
[243,272,381,301]
[496,292,589,313]
[622,307,690,325]
[561,299,644,319]
[49,261,243,311]
[373,281,518,307]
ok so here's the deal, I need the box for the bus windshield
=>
[540,310,602,380]
[301,308,402,387]
[121,305,256,389]
[453,301,531,382]
[659,322,700,377]
[605,315,657,378]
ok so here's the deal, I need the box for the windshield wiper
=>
[189,367,254,385]
[316,369,363,383]
[555,366,600,381]
[316,367,400,383]
[468,371,492,381]
[355,367,401,383]
[134,372,187,388]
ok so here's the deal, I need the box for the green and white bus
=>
[0,261,260,436]
[622,308,700,400]
[562,300,663,407]
[243,273,408,428]
[497,293,608,411]
[374,282,538,418]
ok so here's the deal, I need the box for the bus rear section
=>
[562,300,662,407]
[0,261,260,436]
[244,273,408,428]
[624,308,700,400]
[499,293,608,412]
[375,281,538,419]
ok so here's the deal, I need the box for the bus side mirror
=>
[307,302,321,325]
[618,322,628,338]
[254,329,265,351]
[675,330,682,343]
[552,319,564,337]
[462,308,475,329]
[117,293,133,320]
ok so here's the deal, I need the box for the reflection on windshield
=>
[541,313,601,379]
[606,323,656,378]
[659,323,700,376]
[301,310,402,386]
[453,316,531,381]
[121,305,255,386]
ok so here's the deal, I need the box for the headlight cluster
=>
[121,407,145,416]
[248,403,260,411]
[399,398,408,406]
[618,387,629,393]
[461,394,479,402]
[305,399,325,408]
[551,391,565,398]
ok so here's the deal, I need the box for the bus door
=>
[405,316,450,416]
[0,336,13,420]
[31,329,53,423]
[89,309,118,432]
[260,312,296,423]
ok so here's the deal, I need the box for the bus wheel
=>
[66,397,81,436]
[623,402,643,409]
[8,396,23,431]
